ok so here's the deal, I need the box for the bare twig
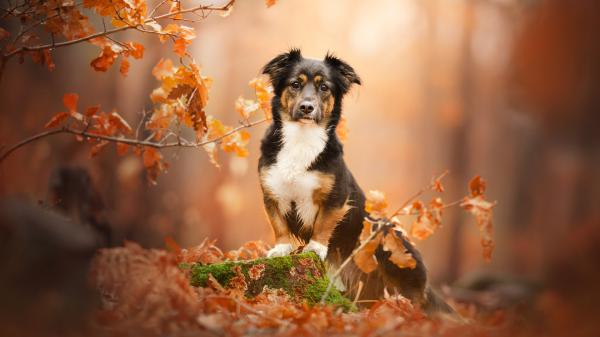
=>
[389,170,449,218]
[0,117,268,163]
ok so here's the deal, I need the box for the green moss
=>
[187,252,353,311]
[304,277,354,312]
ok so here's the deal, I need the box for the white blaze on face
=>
[263,121,328,229]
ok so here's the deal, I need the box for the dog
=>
[258,49,453,313]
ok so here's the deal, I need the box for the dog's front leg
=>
[264,198,294,257]
[304,203,352,260]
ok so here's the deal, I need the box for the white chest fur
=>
[263,122,328,228]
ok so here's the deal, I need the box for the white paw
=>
[303,240,328,260]
[267,243,293,257]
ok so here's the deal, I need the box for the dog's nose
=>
[299,102,315,114]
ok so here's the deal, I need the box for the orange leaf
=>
[63,93,78,112]
[382,232,416,269]
[90,46,117,72]
[85,105,101,117]
[128,42,144,59]
[90,140,109,157]
[235,97,259,120]
[152,58,174,79]
[142,147,168,184]
[365,190,388,217]
[410,198,443,240]
[469,175,486,197]
[119,58,130,77]
[433,178,445,193]
[354,232,382,273]
[336,113,349,142]
[44,112,69,128]
[116,142,129,156]
[108,112,133,134]
[43,49,55,71]
[265,0,277,7]
[461,195,496,262]
[173,38,187,57]
[354,221,383,273]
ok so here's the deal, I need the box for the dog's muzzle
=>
[293,99,321,123]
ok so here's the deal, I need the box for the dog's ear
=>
[324,52,361,94]
[262,48,302,91]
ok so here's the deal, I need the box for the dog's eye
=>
[290,81,301,89]
[319,84,329,92]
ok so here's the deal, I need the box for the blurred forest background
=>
[1,0,599,293]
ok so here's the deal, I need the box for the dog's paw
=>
[303,240,328,260]
[267,243,294,257]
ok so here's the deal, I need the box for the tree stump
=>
[186,252,352,310]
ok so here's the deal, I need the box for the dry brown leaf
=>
[248,264,266,280]
[461,195,495,261]
[365,190,388,217]
[383,232,417,269]
[469,175,486,197]
[354,221,383,273]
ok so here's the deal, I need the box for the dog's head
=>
[262,49,361,126]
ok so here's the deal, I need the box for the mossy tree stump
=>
[185,252,352,310]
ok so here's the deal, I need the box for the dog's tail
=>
[421,286,467,322]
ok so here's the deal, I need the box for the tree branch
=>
[2,0,236,59]
[0,117,267,163]
[389,170,449,218]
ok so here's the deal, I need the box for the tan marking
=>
[322,95,334,118]
[298,74,308,84]
[311,173,335,205]
[279,87,295,121]
[312,199,352,247]
[314,75,323,83]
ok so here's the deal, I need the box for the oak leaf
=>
[365,190,388,218]
[382,232,416,269]
[354,221,383,273]
[461,195,495,262]
[173,38,188,57]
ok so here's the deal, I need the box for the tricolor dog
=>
[258,49,452,313]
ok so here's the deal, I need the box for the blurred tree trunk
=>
[444,0,475,283]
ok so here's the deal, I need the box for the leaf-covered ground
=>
[88,239,549,337]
